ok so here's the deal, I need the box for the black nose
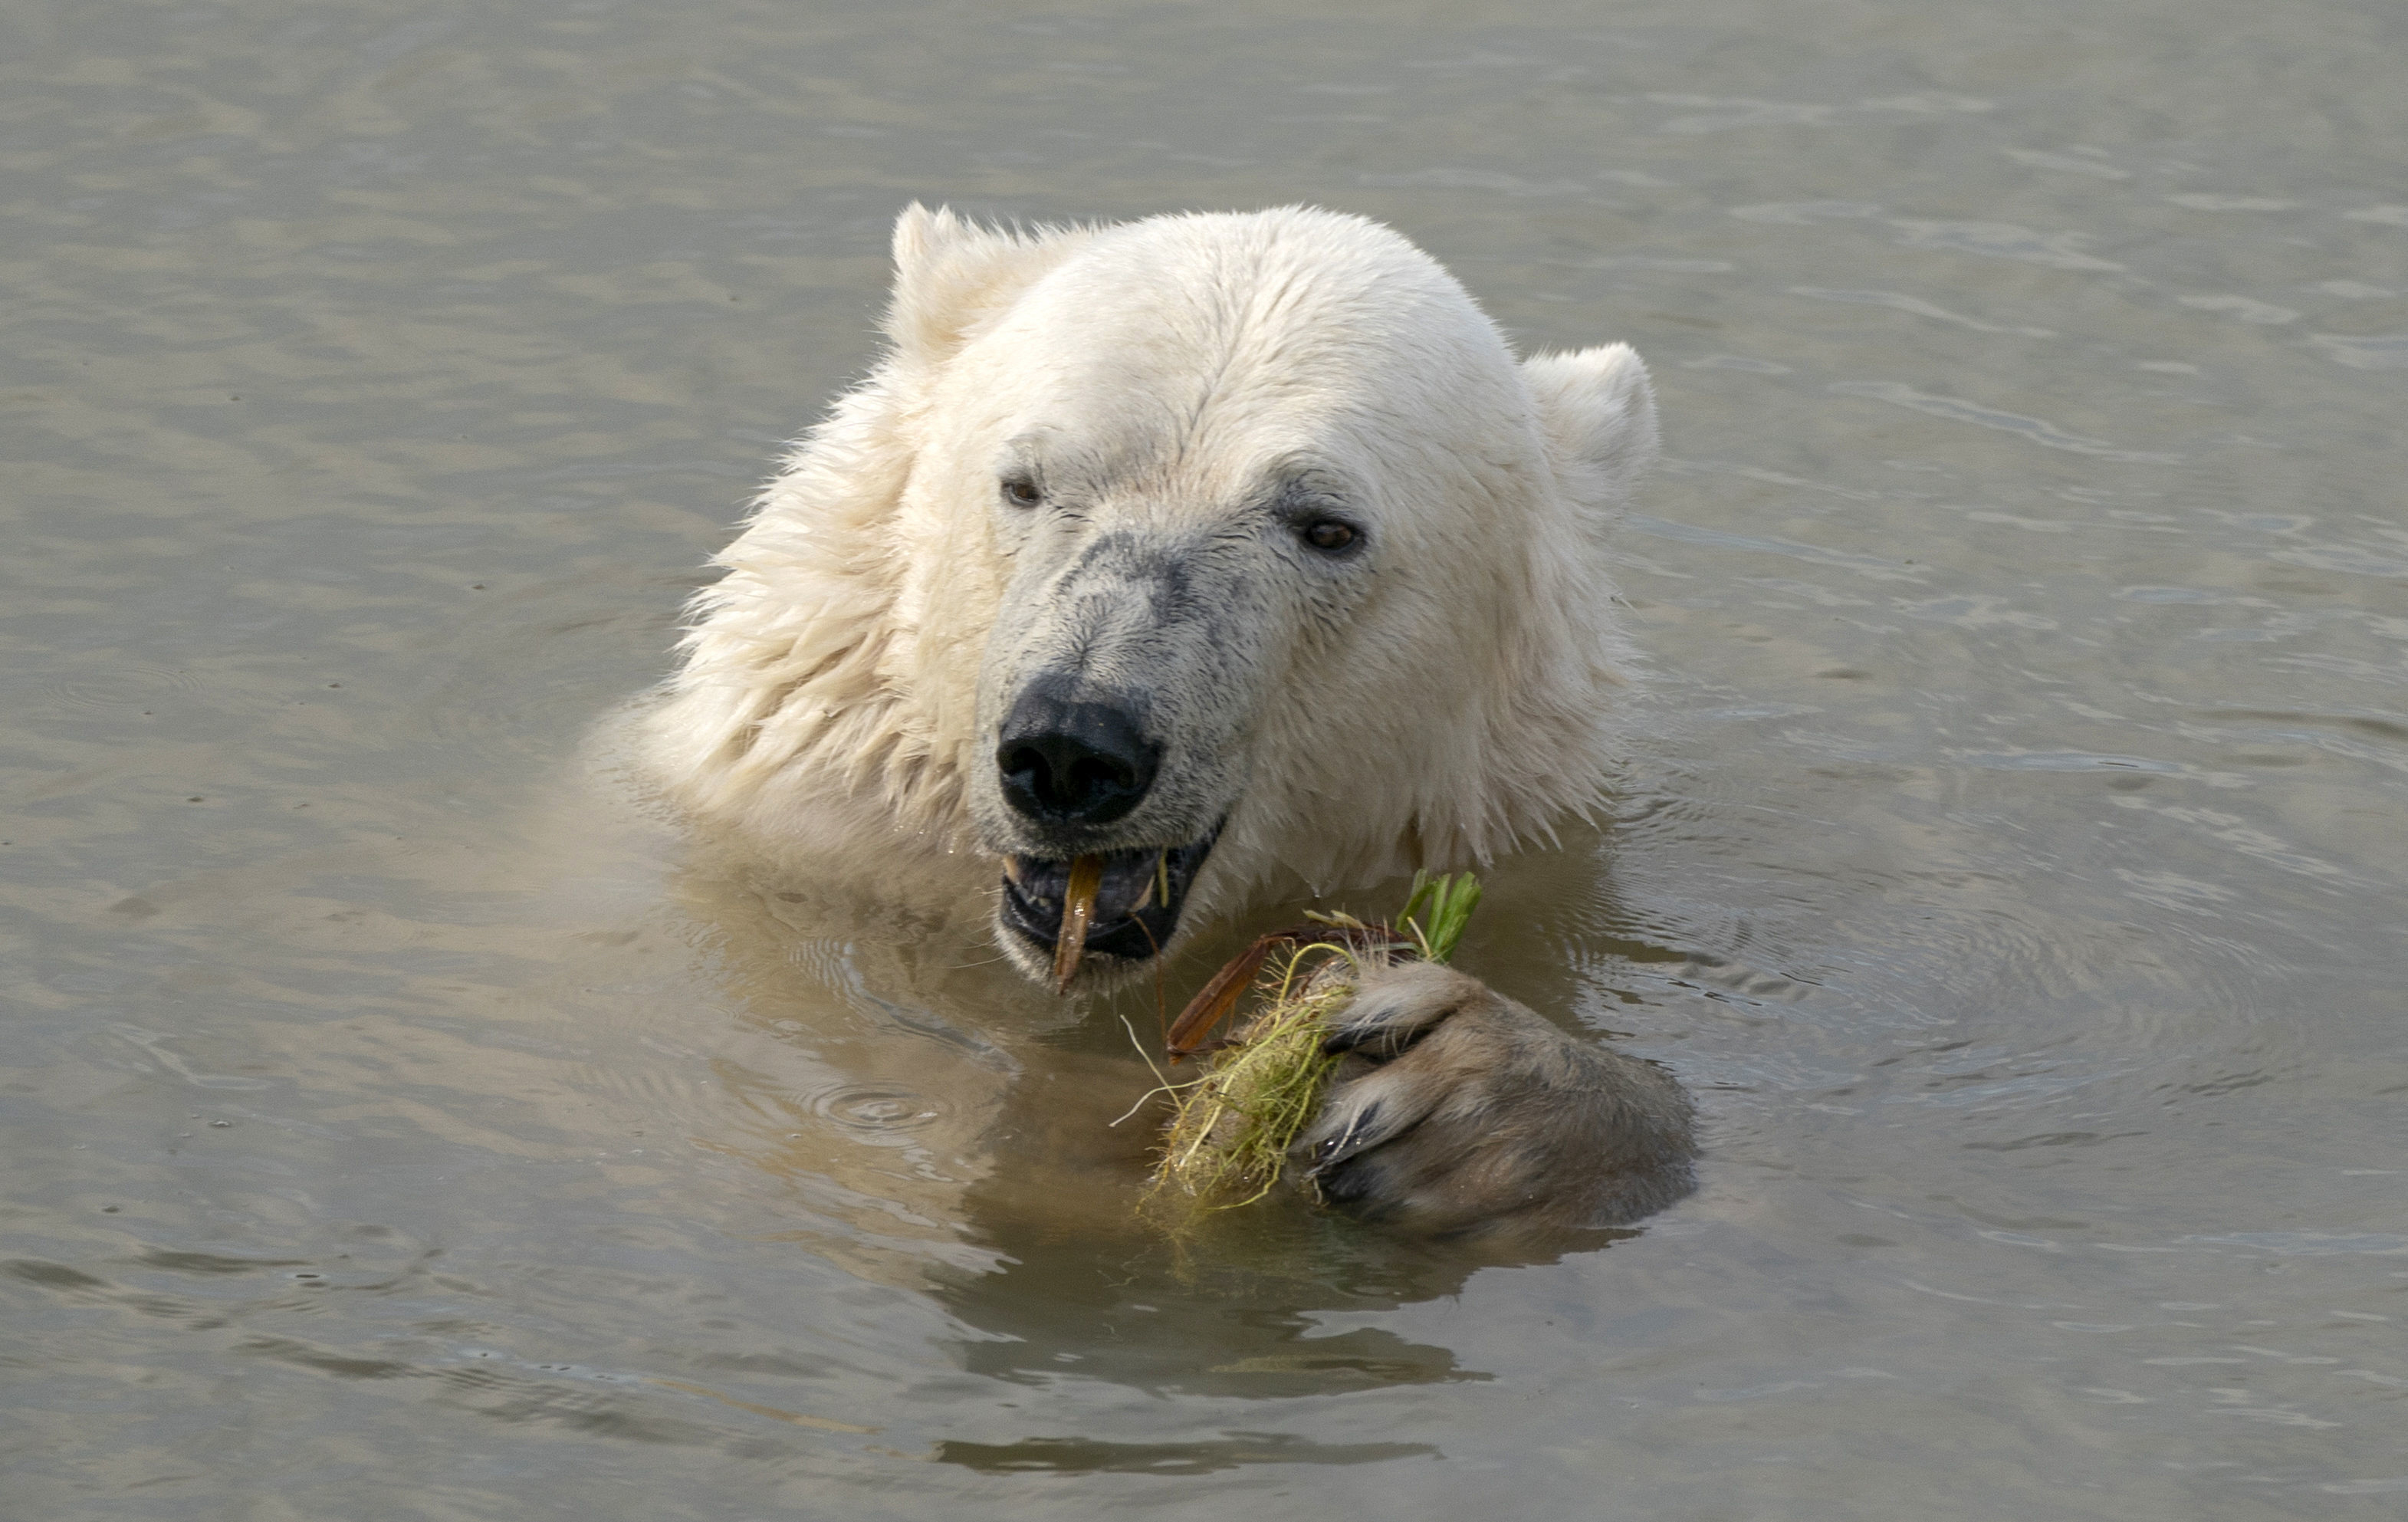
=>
[995,687,1161,826]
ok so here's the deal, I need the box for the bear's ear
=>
[1520,343,1660,511]
[884,203,1083,372]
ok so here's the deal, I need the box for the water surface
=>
[5,0,2406,1515]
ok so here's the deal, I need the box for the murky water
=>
[6,0,2406,1514]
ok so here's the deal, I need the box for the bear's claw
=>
[1287,961,1700,1236]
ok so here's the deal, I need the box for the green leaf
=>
[1399,869,1482,964]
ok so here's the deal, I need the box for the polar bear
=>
[639,205,1693,1235]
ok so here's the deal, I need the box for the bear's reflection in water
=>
[665,827,1693,1402]
[941,1143,1642,1402]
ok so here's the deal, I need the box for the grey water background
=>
[5,0,2405,1514]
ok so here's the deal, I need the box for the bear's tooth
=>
[1133,850,1170,913]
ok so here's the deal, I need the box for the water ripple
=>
[2309,333,2408,370]
[1790,285,2053,336]
[1829,381,2180,462]
[805,1082,945,1144]
[1889,220,2124,270]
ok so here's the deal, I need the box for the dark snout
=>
[995,681,1160,826]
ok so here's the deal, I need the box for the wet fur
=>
[639,205,1654,927]
[637,204,1692,1234]
[1300,962,1696,1235]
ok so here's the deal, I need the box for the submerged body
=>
[639,204,1693,1235]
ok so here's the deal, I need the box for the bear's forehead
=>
[911,212,1546,508]
[1002,422,1357,513]
[1011,237,1487,374]
[961,262,1518,483]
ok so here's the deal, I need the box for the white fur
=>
[639,205,1657,935]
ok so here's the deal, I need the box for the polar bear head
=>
[646,205,1657,986]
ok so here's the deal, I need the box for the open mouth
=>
[997,827,1222,975]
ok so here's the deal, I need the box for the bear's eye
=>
[1000,475,1043,509]
[1299,518,1357,554]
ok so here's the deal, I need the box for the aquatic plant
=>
[1139,871,1483,1213]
